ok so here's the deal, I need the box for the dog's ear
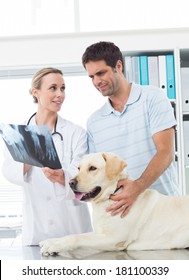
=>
[102,153,127,180]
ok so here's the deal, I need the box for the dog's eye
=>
[89,166,97,171]
[78,167,80,171]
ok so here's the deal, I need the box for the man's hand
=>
[42,167,65,185]
[106,179,143,218]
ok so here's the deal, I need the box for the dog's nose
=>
[69,179,78,190]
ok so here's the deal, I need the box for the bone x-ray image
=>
[0,124,62,169]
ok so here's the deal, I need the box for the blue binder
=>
[139,56,149,85]
[166,54,176,99]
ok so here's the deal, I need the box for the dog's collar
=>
[113,186,123,194]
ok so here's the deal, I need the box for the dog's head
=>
[69,152,127,203]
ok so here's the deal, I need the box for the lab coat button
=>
[46,196,51,201]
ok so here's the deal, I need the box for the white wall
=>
[1,28,189,68]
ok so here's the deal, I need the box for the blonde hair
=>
[29,67,63,103]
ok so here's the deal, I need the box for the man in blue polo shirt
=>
[82,41,180,217]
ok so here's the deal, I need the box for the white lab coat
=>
[2,115,93,245]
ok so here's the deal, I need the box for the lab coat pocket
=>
[64,200,93,234]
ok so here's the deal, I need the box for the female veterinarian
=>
[2,67,92,246]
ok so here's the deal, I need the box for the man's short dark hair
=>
[82,41,123,69]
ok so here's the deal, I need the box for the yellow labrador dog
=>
[40,152,189,256]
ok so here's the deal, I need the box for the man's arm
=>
[107,127,175,217]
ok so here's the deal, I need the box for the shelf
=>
[123,47,188,194]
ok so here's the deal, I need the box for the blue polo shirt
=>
[87,83,180,195]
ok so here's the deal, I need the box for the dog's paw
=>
[40,238,63,256]
[39,235,76,257]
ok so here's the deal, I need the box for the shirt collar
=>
[101,83,142,116]
[28,114,66,129]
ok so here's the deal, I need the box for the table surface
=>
[1,245,189,260]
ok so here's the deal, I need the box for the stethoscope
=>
[27,112,63,141]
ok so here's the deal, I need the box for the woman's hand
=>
[23,164,31,175]
[42,167,65,185]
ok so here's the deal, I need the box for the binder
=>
[131,56,140,84]
[166,54,176,99]
[139,56,149,85]
[158,55,167,96]
[148,56,159,87]
[180,67,189,112]
[124,56,133,82]
[183,116,189,166]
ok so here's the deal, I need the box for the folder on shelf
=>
[166,54,176,99]
[124,56,133,82]
[148,56,159,87]
[180,67,189,112]
[139,56,149,85]
[171,101,177,161]
[158,55,167,96]
[183,116,189,166]
[131,56,140,84]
